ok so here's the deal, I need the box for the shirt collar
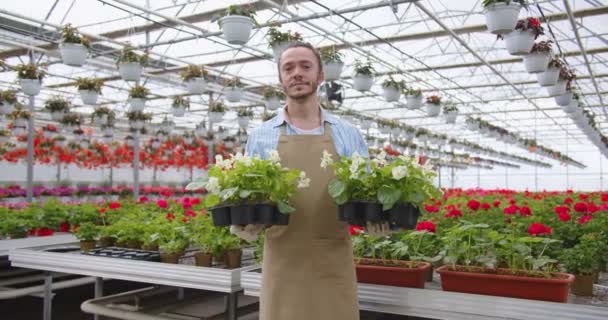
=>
[272,105,337,128]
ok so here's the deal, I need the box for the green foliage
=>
[14,63,46,80]
[381,76,403,90]
[74,222,100,241]
[319,46,343,63]
[44,96,70,112]
[172,95,190,109]
[180,65,208,81]
[354,59,375,76]
[266,27,303,47]
[128,85,149,99]
[262,86,285,99]
[75,77,103,93]
[482,0,528,9]
[0,90,18,104]
[210,101,226,113]
[560,233,606,275]
[61,24,90,48]
[117,43,149,66]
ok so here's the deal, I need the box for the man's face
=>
[279,47,324,100]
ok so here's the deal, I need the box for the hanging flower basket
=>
[118,62,143,82]
[353,74,373,92]
[524,52,551,73]
[271,42,289,61]
[20,79,41,96]
[60,43,88,66]
[562,100,578,114]
[172,105,186,117]
[426,96,441,117]
[536,67,560,87]
[445,111,458,124]
[79,90,98,105]
[382,87,401,102]
[322,61,344,81]
[267,27,302,61]
[186,77,207,94]
[225,87,242,102]
[546,80,567,97]
[483,2,523,35]
[504,30,535,55]
[264,96,281,110]
[0,103,15,115]
[129,98,146,111]
[209,112,224,123]
[406,95,422,110]
[555,91,573,106]
[220,15,254,45]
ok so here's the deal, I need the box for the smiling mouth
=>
[290,82,308,87]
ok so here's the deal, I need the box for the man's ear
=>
[317,69,325,84]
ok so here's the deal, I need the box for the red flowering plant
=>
[499,17,544,39]
[426,95,441,105]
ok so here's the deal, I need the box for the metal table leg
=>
[225,291,238,320]
[177,287,184,300]
[43,271,52,320]
[94,277,103,320]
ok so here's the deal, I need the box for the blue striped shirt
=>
[245,107,369,160]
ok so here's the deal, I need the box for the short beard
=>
[283,80,319,102]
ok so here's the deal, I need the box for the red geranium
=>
[424,204,439,213]
[191,198,201,205]
[481,202,491,210]
[601,193,608,202]
[578,193,588,201]
[528,223,552,236]
[157,199,168,209]
[554,206,570,215]
[109,202,120,210]
[467,200,480,211]
[578,215,592,225]
[558,212,571,222]
[493,199,501,208]
[573,202,587,213]
[564,197,573,205]
[519,206,532,217]
[185,210,197,217]
[139,195,148,203]
[445,208,462,219]
[416,221,436,233]
[349,225,364,235]
[503,205,519,215]
[166,212,175,221]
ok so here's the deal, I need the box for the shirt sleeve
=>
[352,127,370,158]
[244,129,258,157]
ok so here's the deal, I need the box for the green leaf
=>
[204,194,220,208]
[277,200,295,214]
[239,190,253,199]
[377,185,401,211]
[328,179,346,199]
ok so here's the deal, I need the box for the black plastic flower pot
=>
[362,201,386,223]
[389,203,420,229]
[256,203,276,224]
[338,202,365,227]
[210,205,231,226]
[230,204,256,225]
[273,211,290,225]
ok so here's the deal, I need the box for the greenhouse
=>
[0,0,607,319]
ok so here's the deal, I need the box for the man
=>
[235,42,385,320]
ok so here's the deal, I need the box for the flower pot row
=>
[338,201,420,229]
[210,203,289,226]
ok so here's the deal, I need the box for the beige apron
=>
[259,123,360,320]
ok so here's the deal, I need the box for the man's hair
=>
[276,42,322,76]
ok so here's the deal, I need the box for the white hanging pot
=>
[225,87,242,102]
[12,126,25,136]
[59,43,88,66]
[43,130,54,139]
[238,117,250,128]
[14,118,27,127]
[220,15,253,45]
[523,52,551,73]
[118,62,143,82]
[391,127,400,136]
[483,2,522,35]
[102,128,113,137]
[546,80,567,97]
[0,103,15,115]
[406,95,423,109]
[562,100,578,114]
[184,137,193,145]
[382,87,401,102]
[209,112,224,123]
[20,79,41,96]
[225,141,235,149]
[79,140,89,149]
[445,111,458,124]
[536,67,560,87]
[129,98,145,111]
[504,30,535,56]
[480,127,490,135]
[555,91,573,106]
[172,105,186,117]
[195,127,207,137]
[426,104,441,117]
[265,96,281,110]
[50,110,64,121]
[151,140,160,149]
[322,61,344,81]
[97,114,109,125]
[79,90,98,105]
[353,74,373,92]
[272,42,289,61]
[126,139,135,147]
[186,77,206,94]
[466,121,479,131]
[129,120,144,130]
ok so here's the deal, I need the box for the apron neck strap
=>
[279,121,331,136]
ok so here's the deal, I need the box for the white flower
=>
[372,150,388,167]
[391,165,408,180]
[233,152,252,167]
[320,150,333,169]
[297,171,310,189]
[222,188,236,201]
[206,177,221,194]
[268,149,281,164]
[233,152,244,161]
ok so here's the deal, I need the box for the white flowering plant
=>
[322,150,440,211]
[187,151,308,215]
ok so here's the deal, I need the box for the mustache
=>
[289,81,312,87]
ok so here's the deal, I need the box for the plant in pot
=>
[0,90,18,115]
[222,231,243,269]
[223,136,237,149]
[0,128,11,144]
[547,65,575,97]
[181,65,208,94]
[443,103,459,124]
[266,26,303,60]
[436,221,575,303]
[353,59,375,92]
[319,45,344,81]
[153,225,189,264]
[43,96,70,121]
[172,95,190,117]
[209,101,226,123]
[224,77,244,103]
[99,224,119,247]
[536,56,564,87]
[555,84,576,107]
[59,24,90,66]
[128,84,149,111]
[91,107,116,126]
[524,40,552,73]
[262,111,277,122]
[560,233,604,296]
[561,90,580,114]
[262,86,284,111]
[237,108,254,128]
[75,77,103,106]
[126,110,152,131]
[404,87,423,110]
[0,214,32,239]
[74,222,100,251]
[189,216,214,267]
[482,0,528,35]
[14,63,46,96]
[425,95,441,117]
[499,17,543,56]
[116,43,149,82]
[352,233,432,288]
[8,106,31,128]
[381,76,402,102]
[218,4,257,45]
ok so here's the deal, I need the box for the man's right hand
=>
[229,224,264,242]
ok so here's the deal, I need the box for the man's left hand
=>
[365,221,390,237]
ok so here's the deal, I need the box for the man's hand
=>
[365,221,390,237]
[230,224,264,242]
